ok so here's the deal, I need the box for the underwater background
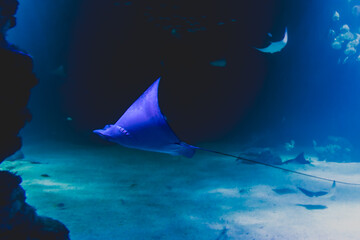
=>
[3,0,360,239]
[8,0,360,147]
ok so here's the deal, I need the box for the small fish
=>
[30,161,42,164]
[56,203,66,209]
[210,59,227,67]
[51,65,66,77]
[171,28,180,38]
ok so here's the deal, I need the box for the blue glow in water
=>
[4,1,360,239]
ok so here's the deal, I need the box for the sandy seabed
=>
[2,134,360,240]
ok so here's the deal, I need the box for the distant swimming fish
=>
[256,27,288,54]
[210,59,227,67]
[298,181,336,197]
[51,65,66,77]
[94,78,360,186]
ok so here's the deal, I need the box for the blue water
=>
[4,0,360,239]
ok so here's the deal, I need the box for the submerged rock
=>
[340,24,350,33]
[0,171,70,240]
[344,46,356,55]
[332,11,340,21]
[331,41,342,50]
[352,5,360,17]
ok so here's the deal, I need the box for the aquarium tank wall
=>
[1,0,360,239]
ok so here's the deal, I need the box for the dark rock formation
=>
[0,171,70,240]
[0,1,70,239]
[0,45,37,162]
[0,0,37,163]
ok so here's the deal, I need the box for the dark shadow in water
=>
[215,227,228,240]
[272,188,297,195]
[296,204,328,210]
[297,187,328,197]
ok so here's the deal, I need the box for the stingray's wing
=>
[114,78,195,157]
[256,27,288,53]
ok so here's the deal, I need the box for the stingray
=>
[93,78,360,186]
[298,181,336,198]
[256,27,288,54]
[282,152,311,165]
[94,78,195,158]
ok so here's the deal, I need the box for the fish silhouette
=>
[256,27,288,54]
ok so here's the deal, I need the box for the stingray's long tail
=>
[188,145,360,186]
